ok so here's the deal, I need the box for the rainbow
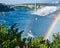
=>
[44,13,60,40]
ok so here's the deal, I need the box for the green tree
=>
[0,23,24,48]
[51,32,60,48]
[31,36,43,48]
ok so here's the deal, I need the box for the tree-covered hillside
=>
[0,23,60,48]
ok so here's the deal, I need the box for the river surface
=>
[0,10,53,38]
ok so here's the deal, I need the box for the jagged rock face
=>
[0,3,14,12]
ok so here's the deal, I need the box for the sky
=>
[0,0,60,4]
